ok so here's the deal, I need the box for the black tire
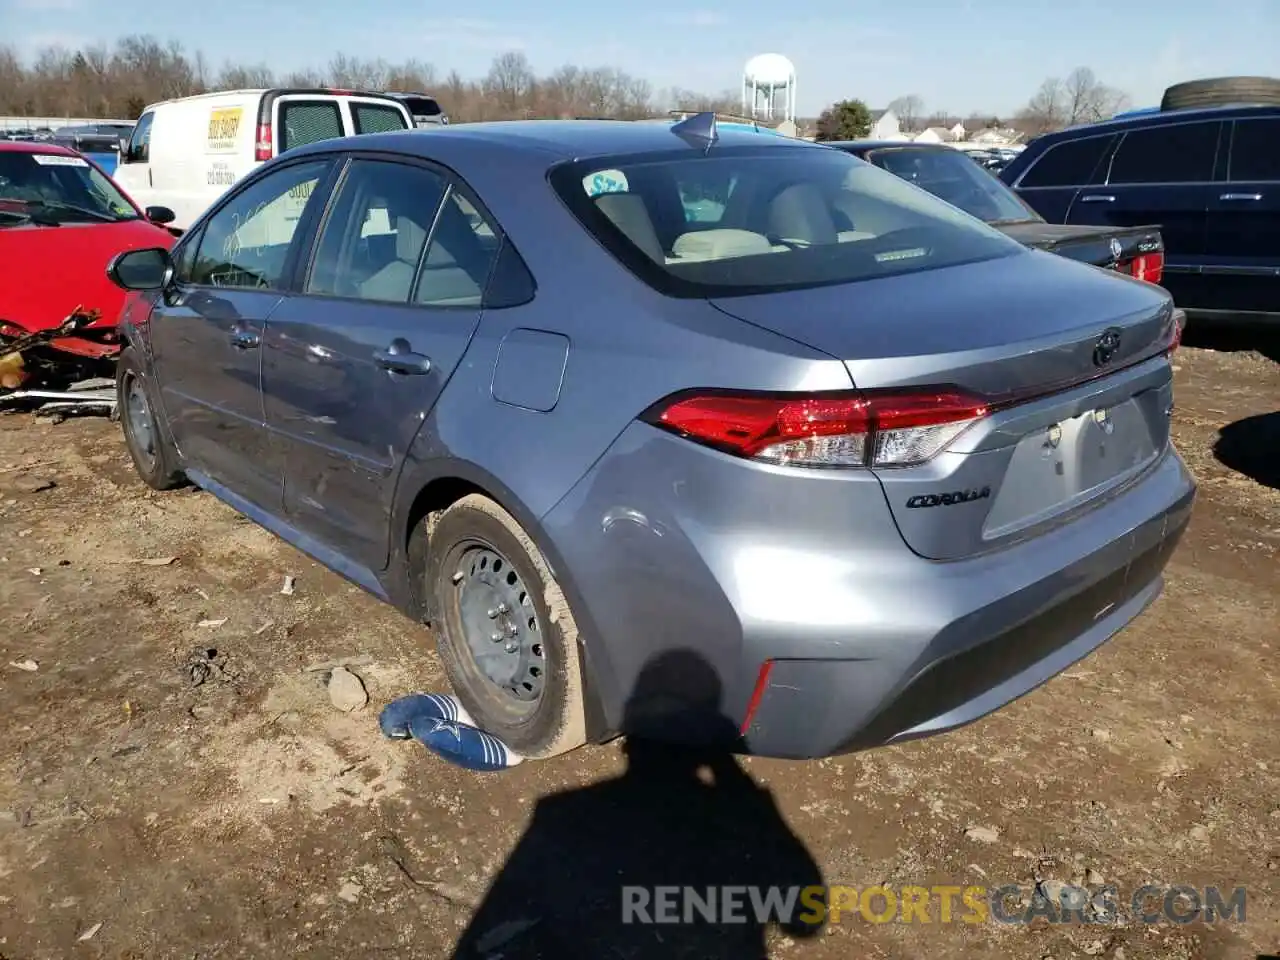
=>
[116,347,185,491]
[421,494,587,759]
[1160,76,1280,111]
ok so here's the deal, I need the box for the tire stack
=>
[1160,76,1280,111]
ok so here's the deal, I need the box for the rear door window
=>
[1227,118,1280,181]
[415,188,502,307]
[278,100,344,154]
[1018,135,1114,188]
[351,102,410,135]
[305,158,447,302]
[1107,121,1220,184]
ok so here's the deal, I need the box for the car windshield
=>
[550,144,1024,298]
[864,147,1039,225]
[0,151,138,223]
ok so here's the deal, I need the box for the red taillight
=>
[646,389,990,469]
[1130,251,1164,285]
[740,660,775,735]
[254,123,273,161]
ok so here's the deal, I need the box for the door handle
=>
[228,326,260,349]
[1219,192,1262,201]
[374,338,432,375]
[1078,194,1116,203]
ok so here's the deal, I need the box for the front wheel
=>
[422,494,587,759]
[116,347,185,491]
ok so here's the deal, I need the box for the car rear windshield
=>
[865,147,1039,224]
[0,151,138,223]
[397,96,443,118]
[550,145,1024,298]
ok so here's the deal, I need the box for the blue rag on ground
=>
[379,693,524,772]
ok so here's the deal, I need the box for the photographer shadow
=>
[1214,412,1280,491]
[451,648,826,959]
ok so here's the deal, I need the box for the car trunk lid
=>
[997,221,1165,285]
[709,249,1181,560]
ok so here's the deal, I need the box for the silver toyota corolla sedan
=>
[105,115,1195,761]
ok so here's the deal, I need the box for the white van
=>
[113,88,414,231]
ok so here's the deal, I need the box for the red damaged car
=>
[0,141,176,394]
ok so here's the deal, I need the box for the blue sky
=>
[5,0,1278,117]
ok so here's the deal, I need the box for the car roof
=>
[141,87,404,110]
[1034,103,1277,142]
[0,140,78,156]
[287,118,818,164]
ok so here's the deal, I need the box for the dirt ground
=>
[1,333,1277,960]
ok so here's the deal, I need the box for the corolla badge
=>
[1109,237,1123,262]
[1093,328,1122,367]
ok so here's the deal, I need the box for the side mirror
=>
[107,247,173,291]
[145,205,176,225]
[118,137,130,157]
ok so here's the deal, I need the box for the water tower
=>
[742,53,797,123]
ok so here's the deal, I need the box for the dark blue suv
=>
[1001,105,1279,324]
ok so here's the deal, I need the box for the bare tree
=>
[1016,67,1130,134]
[1062,66,1129,123]
[0,36,783,125]
[886,94,924,132]
[328,54,390,91]
[484,51,536,117]
[385,58,437,93]
[217,62,275,90]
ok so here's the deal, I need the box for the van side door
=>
[1071,119,1221,309]
[1203,115,1280,316]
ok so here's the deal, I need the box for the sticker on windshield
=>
[32,154,88,167]
[583,169,629,197]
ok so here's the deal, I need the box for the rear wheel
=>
[116,347,185,491]
[422,494,587,759]
[1160,76,1280,111]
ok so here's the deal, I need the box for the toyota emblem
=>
[1093,328,1122,366]
[1109,237,1123,262]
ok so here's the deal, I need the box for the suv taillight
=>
[643,389,990,469]
[254,123,273,161]
[1130,251,1164,285]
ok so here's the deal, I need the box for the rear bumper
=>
[747,486,1189,757]
[541,424,1196,759]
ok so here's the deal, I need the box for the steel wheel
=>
[123,372,157,472]
[422,494,588,758]
[450,541,547,708]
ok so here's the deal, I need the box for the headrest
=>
[396,215,428,262]
[671,229,773,261]
[594,193,664,263]
[768,183,838,245]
